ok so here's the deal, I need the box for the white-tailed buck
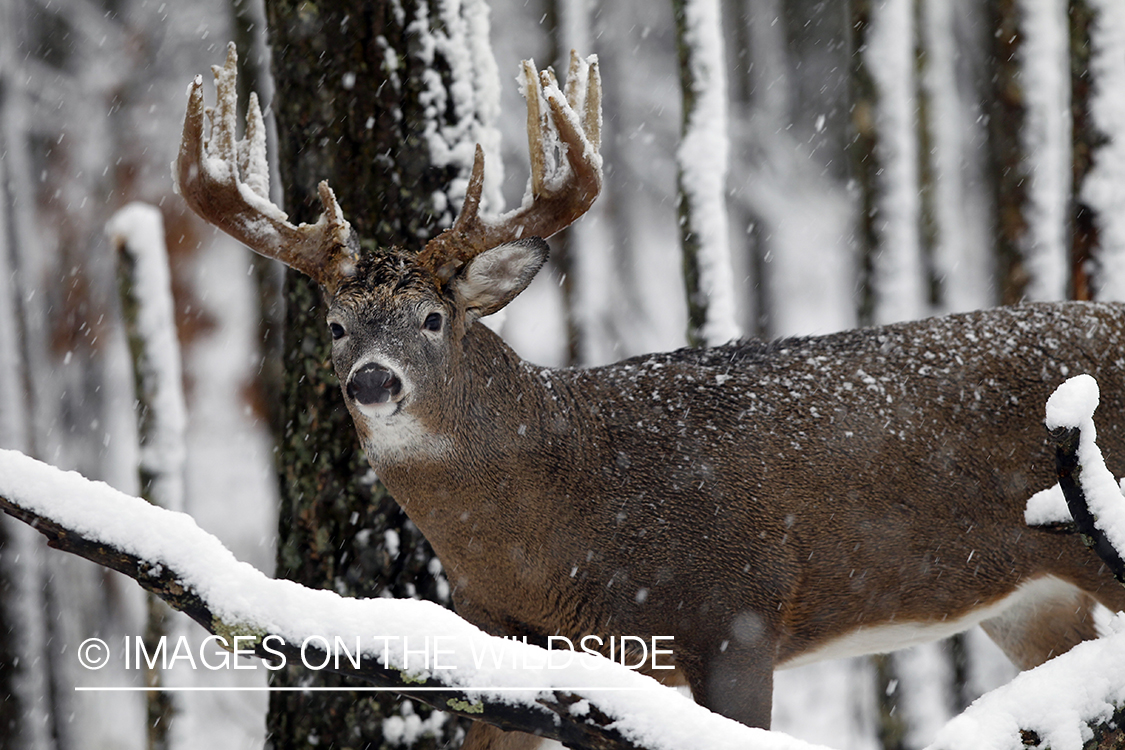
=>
[177,44,1125,746]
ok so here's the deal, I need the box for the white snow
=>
[928,613,1125,750]
[0,447,830,750]
[919,0,994,314]
[897,643,956,748]
[557,0,590,65]
[170,233,279,748]
[739,164,857,336]
[1045,373,1101,430]
[1024,483,1071,526]
[676,0,741,346]
[1016,0,1071,302]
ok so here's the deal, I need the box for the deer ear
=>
[451,237,549,320]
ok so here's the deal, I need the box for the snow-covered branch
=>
[0,448,827,750]
[1044,375,1125,583]
[929,621,1125,750]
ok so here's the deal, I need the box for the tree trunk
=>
[673,0,739,347]
[1068,0,1098,302]
[263,1,495,745]
[989,0,1072,303]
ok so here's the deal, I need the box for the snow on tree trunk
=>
[557,0,590,55]
[674,0,741,347]
[1080,0,1125,301]
[1016,0,1071,301]
[863,0,927,325]
[108,205,187,515]
[415,0,505,220]
[0,5,65,748]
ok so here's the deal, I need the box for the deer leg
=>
[461,722,544,750]
[681,642,774,730]
[980,578,1101,669]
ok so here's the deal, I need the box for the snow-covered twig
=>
[1045,374,1125,583]
[0,448,828,750]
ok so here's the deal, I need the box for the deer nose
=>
[347,363,402,406]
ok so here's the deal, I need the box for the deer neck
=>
[368,324,587,576]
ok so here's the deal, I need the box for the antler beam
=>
[174,43,359,290]
[419,51,604,282]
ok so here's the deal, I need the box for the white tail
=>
[177,45,1125,746]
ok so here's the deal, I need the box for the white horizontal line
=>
[75,686,649,692]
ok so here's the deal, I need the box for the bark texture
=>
[989,0,1032,304]
[849,0,881,326]
[1069,0,1103,302]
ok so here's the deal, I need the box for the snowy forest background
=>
[2,0,1125,748]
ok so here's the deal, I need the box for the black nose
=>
[347,364,402,405]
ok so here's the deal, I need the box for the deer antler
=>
[418,51,603,282]
[174,43,359,291]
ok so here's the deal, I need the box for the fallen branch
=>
[0,449,822,750]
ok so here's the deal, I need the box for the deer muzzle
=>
[347,363,403,406]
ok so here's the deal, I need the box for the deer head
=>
[175,44,601,461]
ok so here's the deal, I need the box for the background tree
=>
[261,0,500,745]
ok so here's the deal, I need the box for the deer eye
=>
[329,322,346,340]
[423,312,443,333]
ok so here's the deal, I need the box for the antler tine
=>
[583,56,602,153]
[419,55,604,283]
[174,43,359,291]
[453,145,486,235]
[523,60,550,203]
